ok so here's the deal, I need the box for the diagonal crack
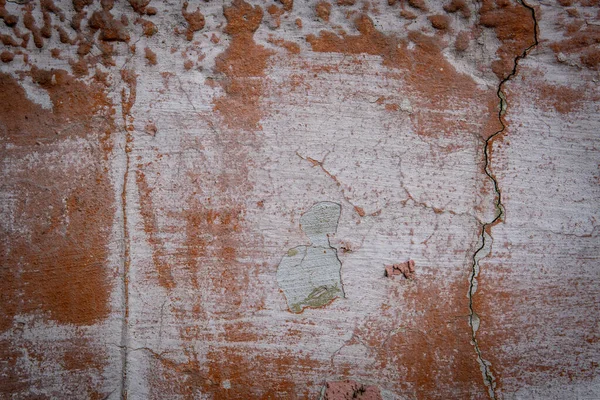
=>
[468,1,539,398]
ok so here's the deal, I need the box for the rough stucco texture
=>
[0,0,599,399]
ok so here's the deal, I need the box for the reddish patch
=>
[478,0,536,79]
[444,0,471,18]
[61,338,107,372]
[407,0,428,12]
[213,0,274,131]
[428,14,450,30]
[150,346,319,399]
[0,50,14,62]
[267,4,284,28]
[354,277,485,397]
[385,259,415,279]
[550,13,600,70]
[268,36,301,54]
[354,205,366,216]
[135,170,175,290]
[145,47,157,65]
[88,8,130,42]
[323,380,382,400]
[182,203,245,292]
[306,14,502,139]
[400,9,417,19]
[316,1,332,22]
[277,0,293,11]
[455,30,470,52]
[129,0,150,14]
[476,259,600,395]
[0,0,18,26]
[138,18,158,37]
[182,1,205,41]
[535,82,586,114]
[0,70,115,331]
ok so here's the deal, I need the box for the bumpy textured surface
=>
[0,0,598,399]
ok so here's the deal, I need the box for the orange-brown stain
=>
[182,1,205,41]
[476,259,599,395]
[478,0,536,80]
[316,1,332,22]
[268,36,301,54]
[145,47,158,65]
[354,277,486,397]
[535,82,587,114]
[306,14,503,139]
[135,170,176,290]
[213,0,274,131]
[428,14,450,31]
[444,0,471,18]
[549,6,600,70]
[0,69,115,397]
[0,70,115,330]
[150,345,319,399]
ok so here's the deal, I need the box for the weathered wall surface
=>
[0,0,598,399]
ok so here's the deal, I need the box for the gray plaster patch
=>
[277,202,344,313]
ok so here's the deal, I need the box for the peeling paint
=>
[277,202,344,313]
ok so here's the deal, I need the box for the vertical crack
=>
[120,135,131,400]
[119,72,136,399]
[468,1,539,398]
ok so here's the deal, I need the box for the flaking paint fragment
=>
[277,202,344,313]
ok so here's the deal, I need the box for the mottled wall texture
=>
[0,0,598,399]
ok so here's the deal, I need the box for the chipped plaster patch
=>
[277,202,344,313]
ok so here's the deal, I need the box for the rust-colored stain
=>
[0,69,115,396]
[0,0,595,398]
[385,260,416,279]
[322,380,382,400]
[444,0,471,18]
[455,30,471,52]
[183,203,245,293]
[354,277,484,397]
[145,46,158,65]
[182,1,205,41]
[549,4,600,69]
[0,70,114,329]
[306,14,503,139]
[135,170,175,290]
[213,0,274,131]
[535,81,587,114]
[478,0,536,80]
[61,337,107,372]
[88,4,130,42]
[268,35,301,54]
[150,344,320,399]
[428,14,450,31]
[475,264,599,395]
[316,1,332,22]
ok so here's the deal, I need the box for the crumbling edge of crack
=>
[467,1,539,398]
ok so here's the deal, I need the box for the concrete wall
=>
[1,0,598,398]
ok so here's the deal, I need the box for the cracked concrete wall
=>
[0,0,598,399]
